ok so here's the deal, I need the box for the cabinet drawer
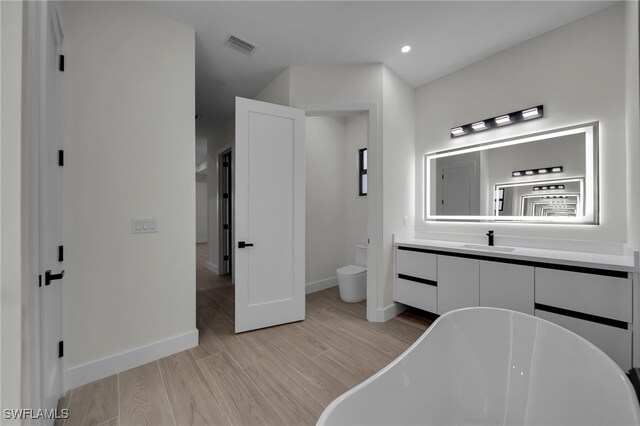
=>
[535,268,631,323]
[395,278,437,314]
[535,309,632,371]
[396,249,437,281]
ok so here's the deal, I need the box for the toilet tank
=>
[355,245,367,267]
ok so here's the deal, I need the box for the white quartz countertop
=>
[393,237,639,273]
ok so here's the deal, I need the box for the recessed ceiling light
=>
[401,45,412,53]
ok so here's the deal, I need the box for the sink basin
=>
[462,244,516,253]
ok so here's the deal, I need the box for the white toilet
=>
[337,245,367,303]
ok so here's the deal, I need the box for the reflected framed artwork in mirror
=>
[424,122,598,223]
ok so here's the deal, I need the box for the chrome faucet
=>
[486,230,494,246]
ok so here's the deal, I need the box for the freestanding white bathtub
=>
[318,307,640,426]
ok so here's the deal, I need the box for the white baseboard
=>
[206,261,218,275]
[64,329,198,391]
[370,302,407,322]
[306,277,338,294]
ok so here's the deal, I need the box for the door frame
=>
[296,102,381,322]
[440,162,474,215]
[217,145,233,277]
[23,0,67,410]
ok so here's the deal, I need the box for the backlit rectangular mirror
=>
[424,122,598,223]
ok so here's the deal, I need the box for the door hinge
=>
[58,245,64,262]
[58,55,65,72]
[58,150,64,166]
[223,193,229,199]
[223,255,229,261]
[223,162,229,167]
[58,341,64,358]
[442,200,444,205]
[38,275,42,288]
[223,224,229,230]
[441,174,444,179]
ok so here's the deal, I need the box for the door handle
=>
[45,269,65,286]
[238,241,254,248]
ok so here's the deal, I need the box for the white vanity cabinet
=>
[437,256,479,315]
[480,261,534,314]
[393,243,637,370]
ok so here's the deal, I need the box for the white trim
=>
[206,261,219,275]
[296,102,380,323]
[64,329,197,391]
[377,302,408,322]
[306,277,338,294]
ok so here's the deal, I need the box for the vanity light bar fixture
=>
[542,195,568,199]
[533,184,565,191]
[512,166,562,178]
[450,105,544,138]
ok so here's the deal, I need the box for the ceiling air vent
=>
[225,35,256,56]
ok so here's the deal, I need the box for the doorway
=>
[218,148,233,276]
[304,113,369,312]
[299,102,379,322]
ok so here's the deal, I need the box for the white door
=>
[442,164,472,215]
[234,97,305,333]
[40,3,66,415]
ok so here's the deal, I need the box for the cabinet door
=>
[480,261,534,314]
[437,255,479,315]
[535,309,632,371]
[535,268,632,323]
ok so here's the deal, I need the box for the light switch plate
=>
[132,218,158,234]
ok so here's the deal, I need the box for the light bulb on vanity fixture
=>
[450,105,544,138]
[495,115,511,125]
[512,166,563,178]
[401,45,412,53]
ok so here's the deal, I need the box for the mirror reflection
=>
[495,179,582,217]
[425,123,598,223]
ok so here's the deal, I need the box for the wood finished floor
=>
[57,244,433,426]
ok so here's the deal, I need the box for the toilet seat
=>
[337,265,366,275]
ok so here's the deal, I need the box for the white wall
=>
[625,0,640,250]
[60,1,196,382]
[1,0,24,415]
[344,115,368,264]
[381,66,416,309]
[305,115,368,287]
[196,176,208,243]
[415,4,626,243]
[255,67,290,106]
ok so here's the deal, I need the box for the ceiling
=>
[146,0,615,146]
